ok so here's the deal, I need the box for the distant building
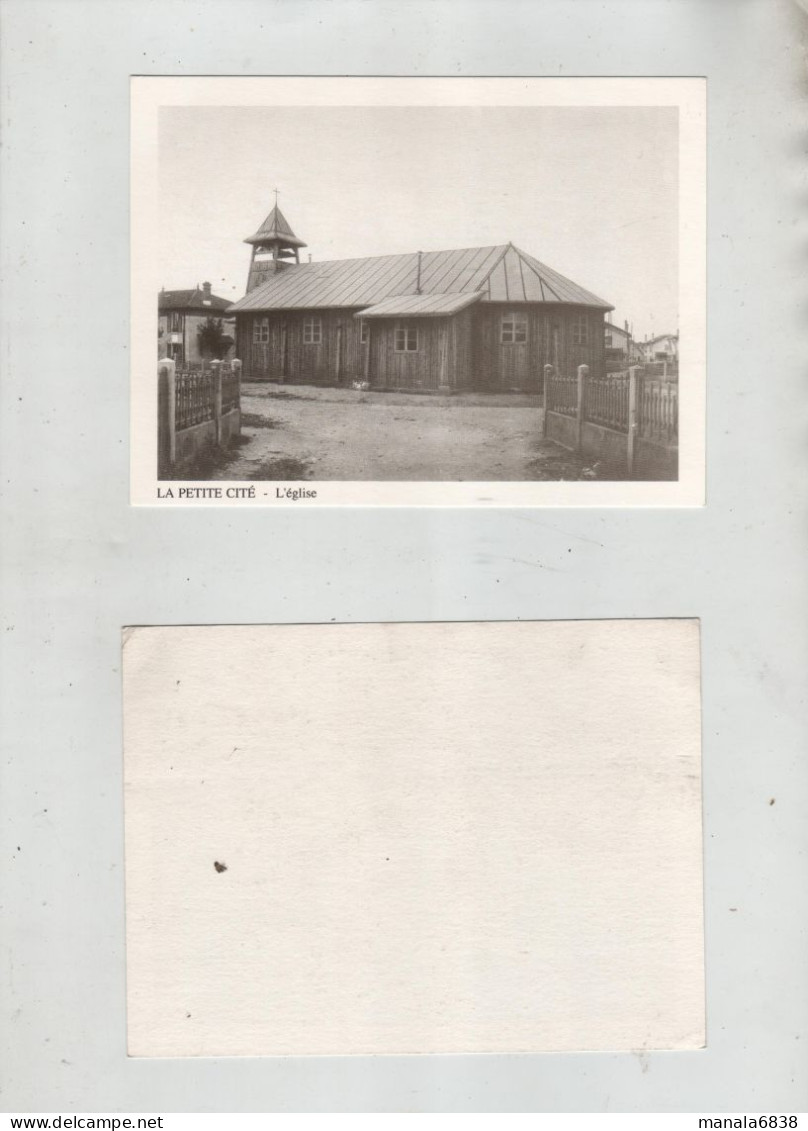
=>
[158,283,235,364]
[641,333,678,363]
[604,320,633,363]
[604,320,644,368]
[228,199,614,392]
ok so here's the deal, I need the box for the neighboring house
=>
[605,320,630,355]
[158,283,235,365]
[229,201,614,393]
[641,333,678,363]
[604,320,644,367]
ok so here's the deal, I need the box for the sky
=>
[159,105,678,341]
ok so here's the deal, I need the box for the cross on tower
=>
[273,188,279,205]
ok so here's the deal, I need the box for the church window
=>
[394,325,418,352]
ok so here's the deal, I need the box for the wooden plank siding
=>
[368,318,451,391]
[450,306,475,390]
[471,305,606,392]
[237,304,606,390]
[240,309,367,384]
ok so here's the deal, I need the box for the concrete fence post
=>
[211,360,223,447]
[627,366,640,477]
[232,358,242,412]
[157,357,176,473]
[575,364,589,453]
[542,364,555,437]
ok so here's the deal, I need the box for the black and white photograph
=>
[5,0,806,1119]
[132,78,705,505]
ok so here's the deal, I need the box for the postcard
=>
[131,77,706,506]
[123,620,704,1056]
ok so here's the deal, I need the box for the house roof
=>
[356,291,484,319]
[159,287,233,314]
[604,321,630,336]
[645,332,678,344]
[244,203,307,249]
[229,243,612,313]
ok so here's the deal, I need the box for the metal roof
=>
[244,203,307,249]
[356,291,484,319]
[229,243,612,313]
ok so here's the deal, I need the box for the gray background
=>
[1,0,806,1114]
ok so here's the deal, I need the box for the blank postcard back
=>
[122,620,704,1057]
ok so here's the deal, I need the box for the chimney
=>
[308,254,312,263]
[202,281,212,299]
[415,251,422,296]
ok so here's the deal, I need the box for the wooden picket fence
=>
[158,357,242,476]
[175,369,215,430]
[544,363,678,477]
[638,377,678,444]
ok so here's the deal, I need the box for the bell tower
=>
[244,191,307,293]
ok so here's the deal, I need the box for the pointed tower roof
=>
[244,203,307,248]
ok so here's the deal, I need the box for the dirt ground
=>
[209,382,615,482]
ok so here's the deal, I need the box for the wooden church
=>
[229,200,613,393]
